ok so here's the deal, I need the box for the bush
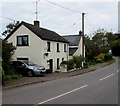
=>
[104,54,113,61]
[73,55,83,69]
[95,53,105,60]
[111,39,120,56]
[67,59,74,71]
[2,40,16,75]
[2,74,23,85]
[46,69,52,74]
[96,59,103,63]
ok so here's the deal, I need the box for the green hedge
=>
[2,74,23,85]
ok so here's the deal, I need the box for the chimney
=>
[34,21,40,27]
[79,31,83,36]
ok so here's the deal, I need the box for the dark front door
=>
[49,59,53,71]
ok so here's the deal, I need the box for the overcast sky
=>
[0,0,119,38]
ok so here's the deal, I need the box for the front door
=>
[49,59,53,71]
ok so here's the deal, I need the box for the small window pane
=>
[47,42,50,52]
[23,36,28,45]
[18,37,22,45]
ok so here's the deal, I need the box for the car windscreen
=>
[23,61,36,66]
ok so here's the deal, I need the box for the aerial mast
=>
[33,0,40,21]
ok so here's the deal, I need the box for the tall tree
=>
[2,21,20,37]
[2,40,16,75]
[92,29,112,53]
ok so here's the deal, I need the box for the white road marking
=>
[99,74,114,81]
[37,85,88,104]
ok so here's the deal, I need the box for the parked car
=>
[12,60,46,77]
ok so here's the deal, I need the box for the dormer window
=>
[17,35,28,46]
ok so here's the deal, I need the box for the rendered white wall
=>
[7,24,68,72]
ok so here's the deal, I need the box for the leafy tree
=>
[2,21,20,37]
[84,35,101,61]
[0,39,2,58]
[92,29,110,53]
[2,40,16,75]
[111,39,120,56]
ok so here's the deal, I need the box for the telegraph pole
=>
[82,13,85,67]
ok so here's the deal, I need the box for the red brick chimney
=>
[79,31,83,36]
[34,21,40,27]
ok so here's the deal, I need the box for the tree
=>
[84,35,101,61]
[111,38,120,56]
[92,29,110,53]
[2,21,20,37]
[2,40,16,75]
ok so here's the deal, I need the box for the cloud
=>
[0,1,118,36]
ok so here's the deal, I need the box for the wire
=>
[0,16,18,22]
[45,0,81,14]
[73,17,81,25]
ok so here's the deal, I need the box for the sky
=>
[0,0,119,38]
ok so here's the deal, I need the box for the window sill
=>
[17,45,29,46]
[57,51,60,52]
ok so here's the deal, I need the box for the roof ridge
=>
[63,35,80,37]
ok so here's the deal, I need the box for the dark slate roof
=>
[5,21,69,43]
[63,35,81,56]
[69,48,78,56]
[63,35,81,46]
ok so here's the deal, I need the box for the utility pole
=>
[82,13,85,67]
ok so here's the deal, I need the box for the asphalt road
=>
[3,57,119,105]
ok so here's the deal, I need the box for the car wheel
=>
[27,70,33,77]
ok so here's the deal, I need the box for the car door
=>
[17,61,27,75]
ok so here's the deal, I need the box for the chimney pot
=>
[34,21,40,27]
[79,31,83,36]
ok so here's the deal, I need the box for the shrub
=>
[96,59,103,63]
[95,53,105,60]
[46,69,52,74]
[67,59,74,71]
[2,40,16,75]
[104,54,113,61]
[3,74,23,85]
[73,55,83,69]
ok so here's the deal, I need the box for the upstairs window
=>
[17,35,28,46]
[47,42,51,52]
[57,43,60,52]
[64,44,67,52]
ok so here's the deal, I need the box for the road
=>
[3,57,119,105]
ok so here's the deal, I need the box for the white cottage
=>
[5,21,69,72]
[63,31,85,60]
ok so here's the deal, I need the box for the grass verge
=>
[102,58,116,67]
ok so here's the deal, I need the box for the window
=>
[62,58,64,62]
[57,58,60,69]
[17,61,25,67]
[64,44,67,52]
[47,42,51,52]
[17,58,29,61]
[57,43,59,52]
[17,35,28,46]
